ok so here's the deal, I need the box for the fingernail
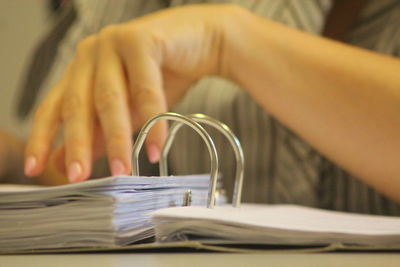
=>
[111,158,126,176]
[68,161,82,183]
[24,156,37,176]
[147,144,160,164]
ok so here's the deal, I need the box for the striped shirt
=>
[28,0,400,215]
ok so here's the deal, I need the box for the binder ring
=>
[132,112,219,208]
[160,113,244,207]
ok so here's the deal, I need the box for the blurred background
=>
[0,1,49,137]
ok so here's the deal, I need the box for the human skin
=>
[0,131,25,179]
[24,5,400,202]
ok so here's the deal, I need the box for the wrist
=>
[220,5,278,94]
[220,6,306,110]
[219,5,252,81]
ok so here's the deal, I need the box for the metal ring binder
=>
[132,112,219,208]
[159,113,244,208]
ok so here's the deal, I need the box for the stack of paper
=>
[0,175,216,252]
[152,204,400,247]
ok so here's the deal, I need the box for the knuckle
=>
[76,35,97,57]
[133,87,162,103]
[113,25,157,58]
[99,25,118,39]
[94,87,121,112]
[116,25,145,46]
[95,78,116,92]
[62,95,83,120]
[117,25,139,38]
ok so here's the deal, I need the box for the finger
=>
[25,68,69,177]
[54,121,106,175]
[62,36,97,183]
[120,33,168,163]
[95,27,133,176]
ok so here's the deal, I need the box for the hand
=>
[0,130,24,179]
[0,130,68,185]
[24,5,240,183]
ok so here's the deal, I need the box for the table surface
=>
[2,252,400,267]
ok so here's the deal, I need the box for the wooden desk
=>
[1,253,400,267]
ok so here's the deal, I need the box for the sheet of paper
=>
[152,204,400,246]
[0,184,45,191]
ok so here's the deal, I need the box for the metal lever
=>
[159,113,244,207]
[132,112,219,208]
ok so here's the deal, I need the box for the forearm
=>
[223,6,400,202]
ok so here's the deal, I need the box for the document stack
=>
[0,175,213,251]
[152,203,400,247]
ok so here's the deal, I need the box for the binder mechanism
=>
[132,112,244,209]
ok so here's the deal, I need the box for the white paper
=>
[152,204,400,246]
[0,174,218,252]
